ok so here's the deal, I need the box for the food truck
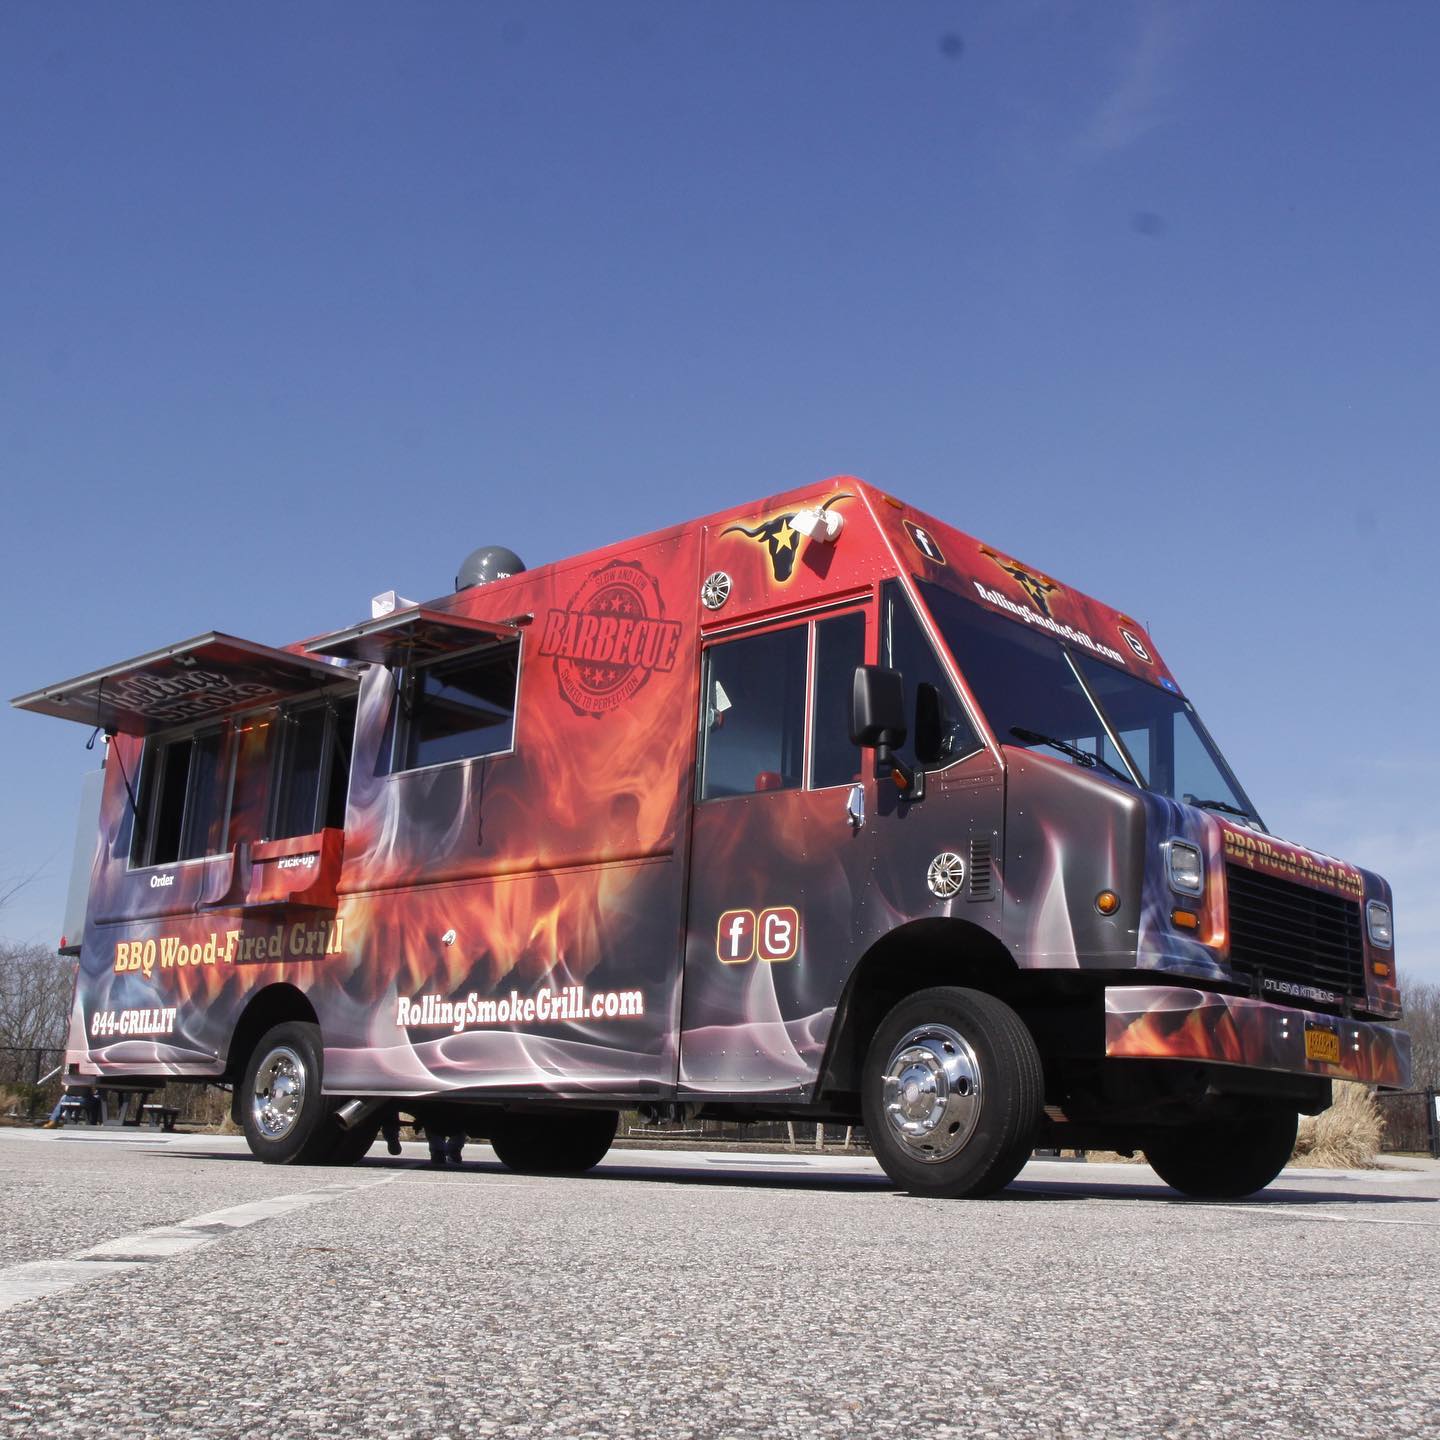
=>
[14,479,1411,1197]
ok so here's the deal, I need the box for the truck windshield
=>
[919,581,1262,826]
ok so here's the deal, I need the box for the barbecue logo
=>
[980,547,1060,617]
[720,493,851,583]
[539,559,682,718]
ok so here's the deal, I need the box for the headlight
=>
[1166,840,1204,896]
[1366,900,1393,949]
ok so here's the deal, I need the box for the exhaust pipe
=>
[335,1098,384,1132]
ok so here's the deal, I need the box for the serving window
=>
[131,726,231,867]
[395,640,521,772]
[270,695,358,838]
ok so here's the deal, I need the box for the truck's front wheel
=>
[862,987,1043,1198]
[241,1021,340,1165]
[1143,1105,1298,1199]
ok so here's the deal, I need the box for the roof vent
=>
[455,546,526,592]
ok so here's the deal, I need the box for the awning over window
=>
[304,607,519,665]
[11,633,357,735]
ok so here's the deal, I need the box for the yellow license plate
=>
[1304,1025,1341,1064]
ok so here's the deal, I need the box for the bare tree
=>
[1399,973,1440,1091]
[0,940,74,1054]
[0,863,44,914]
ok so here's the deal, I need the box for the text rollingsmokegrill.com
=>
[397,986,645,1035]
[971,582,1127,666]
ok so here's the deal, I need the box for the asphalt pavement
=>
[1,1128,1436,1438]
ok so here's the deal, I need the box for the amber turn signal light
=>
[1170,909,1200,931]
[1095,890,1121,915]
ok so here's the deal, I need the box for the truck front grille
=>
[1224,863,1365,1001]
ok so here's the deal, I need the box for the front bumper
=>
[1104,985,1412,1090]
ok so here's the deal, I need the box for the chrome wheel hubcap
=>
[881,1023,982,1163]
[252,1045,306,1140]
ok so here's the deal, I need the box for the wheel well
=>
[224,984,318,1086]
[817,919,1020,1104]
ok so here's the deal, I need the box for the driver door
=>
[679,604,873,1096]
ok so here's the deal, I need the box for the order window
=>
[398,641,520,771]
[132,727,230,867]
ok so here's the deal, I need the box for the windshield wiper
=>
[1010,727,1132,783]
[1185,795,1253,821]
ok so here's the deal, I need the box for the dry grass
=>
[1291,1081,1383,1169]
[0,1083,38,1121]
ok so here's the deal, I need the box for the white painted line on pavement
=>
[176,1177,397,1231]
[1195,1203,1434,1227]
[0,1172,399,1314]
[0,1260,152,1310]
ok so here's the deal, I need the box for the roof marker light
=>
[790,506,844,542]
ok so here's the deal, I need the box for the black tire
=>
[1144,1105,1298,1199]
[489,1109,619,1175]
[328,1120,379,1166]
[861,987,1043,1198]
[240,1021,341,1165]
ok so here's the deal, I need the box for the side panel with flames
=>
[318,529,704,1095]
[70,529,705,1095]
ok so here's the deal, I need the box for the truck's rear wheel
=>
[489,1109,618,1175]
[329,1120,378,1166]
[1144,1105,1298,1199]
[861,987,1043,1198]
[241,1021,340,1165]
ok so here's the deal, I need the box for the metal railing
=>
[1376,1089,1440,1159]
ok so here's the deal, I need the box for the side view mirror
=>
[850,665,906,750]
[916,681,961,766]
[850,666,923,799]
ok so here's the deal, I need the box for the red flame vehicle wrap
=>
[1104,987,1411,1089]
[25,477,1408,1125]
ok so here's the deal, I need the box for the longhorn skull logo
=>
[980,546,1060,617]
[721,493,852,583]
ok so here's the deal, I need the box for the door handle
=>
[846,783,865,831]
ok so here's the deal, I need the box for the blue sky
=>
[2,2,1437,983]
